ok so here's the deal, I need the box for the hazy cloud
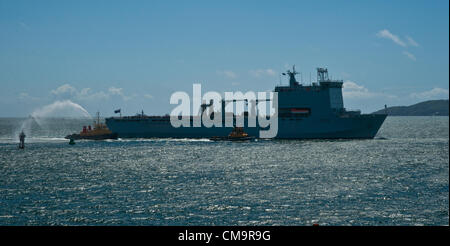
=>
[377,30,420,61]
[406,36,419,47]
[217,70,237,79]
[18,92,29,100]
[51,84,132,101]
[377,30,419,48]
[144,94,154,99]
[51,84,78,99]
[18,92,40,101]
[377,29,407,47]
[343,81,371,98]
[343,81,397,99]
[249,68,277,78]
[402,51,417,61]
[108,87,132,101]
[410,88,449,100]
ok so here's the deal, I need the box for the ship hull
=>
[105,114,387,139]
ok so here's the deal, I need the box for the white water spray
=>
[14,100,92,141]
[31,100,91,118]
[30,100,91,125]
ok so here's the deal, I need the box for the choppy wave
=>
[115,138,212,142]
[0,116,448,225]
[0,137,67,144]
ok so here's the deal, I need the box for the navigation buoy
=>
[19,131,26,149]
[69,139,75,145]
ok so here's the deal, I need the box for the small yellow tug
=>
[210,127,254,141]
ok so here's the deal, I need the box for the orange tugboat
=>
[210,127,254,141]
[65,112,118,140]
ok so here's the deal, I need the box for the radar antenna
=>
[316,67,329,82]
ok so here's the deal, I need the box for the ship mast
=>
[95,111,100,127]
[282,65,300,87]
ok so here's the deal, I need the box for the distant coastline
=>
[372,99,449,116]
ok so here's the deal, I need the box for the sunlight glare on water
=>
[0,117,448,225]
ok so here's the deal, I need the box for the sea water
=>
[0,117,448,225]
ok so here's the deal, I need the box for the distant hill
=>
[371,99,449,116]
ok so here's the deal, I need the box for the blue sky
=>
[0,0,448,117]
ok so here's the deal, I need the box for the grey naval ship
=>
[105,67,387,139]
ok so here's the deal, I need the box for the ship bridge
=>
[275,67,345,118]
